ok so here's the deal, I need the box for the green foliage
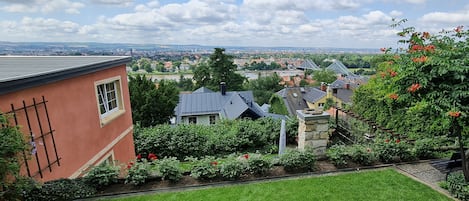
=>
[279,149,315,172]
[269,94,289,115]
[326,144,376,167]
[245,74,283,105]
[134,118,283,159]
[447,172,469,201]
[129,75,179,127]
[220,155,248,180]
[413,138,438,159]
[352,23,469,146]
[0,113,29,199]
[83,163,120,189]
[157,157,183,182]
[178,74,194,91]
[373,138,415,163]
[193,48,246,91]
[312,69,337,84]
[286,118,299,145]
[246,154,272,175]
[188,156,219,180]
[326,145,348,168]
[348,144,376,166]
[244,61,281,70]
[23,178,96,201]
[125,161,150,186]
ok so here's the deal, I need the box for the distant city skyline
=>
[0,0,468,49]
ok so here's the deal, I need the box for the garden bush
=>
[348,144,376,166]
[374,138,415,163]
[447,172,469,201]
[23,178,96,201]
[133,118,287,159]
[413,138,438,159]
[246,154,272,175]
[220,155,248,180]
[84,163,120,189]
[189,156,220,180]
[158,157,183,182]
[326,145,348,168]
[279,149,315,172]
[125,161,151,186]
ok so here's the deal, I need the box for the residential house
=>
[276,86,327,116]
[0,56,135,182]
[174,83,268,125]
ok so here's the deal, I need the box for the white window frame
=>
[95,76,125,126]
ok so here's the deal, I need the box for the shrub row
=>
[19,149,315,200]
[134,118,298,159]
[326,137,439,168]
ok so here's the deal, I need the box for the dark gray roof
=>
[302,87,326,103]
[334,89,353,104]
[326,61,354,76]
[0,56,131,95]
[175,87,266,123]
[276,87,325,116]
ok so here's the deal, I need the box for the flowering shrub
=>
[83,163,120,189]
[374,138,415,163]
[246,154,272,175]
[189,156,219,180]
[125,160,150,186]
[220,155,248,180]
[157,157,182,182]
[279,149,315,172]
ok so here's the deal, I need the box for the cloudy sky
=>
[0,0,468,48]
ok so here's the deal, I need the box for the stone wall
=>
[297,110,330,158]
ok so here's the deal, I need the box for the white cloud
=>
[420,10,469,24]
[389,10,403,17]
[0,0,84,14]
[89,0,134,7]
[403,0,426,4]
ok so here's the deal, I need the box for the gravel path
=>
[395,161,457,200]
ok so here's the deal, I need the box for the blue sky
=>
[0,0,468,48]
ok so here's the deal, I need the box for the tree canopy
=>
[128,75,179,127]
[244,73,283,105]
[193,48,246,91]
[352,22,469,178]
[311,69,337,85]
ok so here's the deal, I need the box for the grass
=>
[104,169,452,201]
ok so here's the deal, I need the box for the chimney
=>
[345,83,350,90]
[320,82,327,92]
[220,82,226,95]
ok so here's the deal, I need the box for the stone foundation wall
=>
[297,110,330,158]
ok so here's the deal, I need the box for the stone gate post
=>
[297,109,330,158]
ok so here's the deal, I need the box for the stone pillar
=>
[297,109,330,158]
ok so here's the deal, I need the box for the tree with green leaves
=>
[245,73,283,105]
[1,113,28,199]
[128,75,179,127]
[352,21,469,180]
[312,69,337,85]
[193,48,246,91]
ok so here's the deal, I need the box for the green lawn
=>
[104,169,452,201]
